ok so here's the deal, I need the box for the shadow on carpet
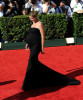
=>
[0,80,16,86]
[3,68,83,100]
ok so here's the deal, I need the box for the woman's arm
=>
[25,44,29,50]
[43,3,49,14]
[25,0,32,8]
[38,22,45,54]
[51,1,57,8]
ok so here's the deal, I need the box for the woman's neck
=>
[33,19,39,23]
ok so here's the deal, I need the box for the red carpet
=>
[0,45,83,100]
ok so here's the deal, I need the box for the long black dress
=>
[21,27,80,90]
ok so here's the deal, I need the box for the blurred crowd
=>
[24,0,83,17]
[0,0,25,17]
[0,0,83,17]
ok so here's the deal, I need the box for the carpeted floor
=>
[0,45,83,100]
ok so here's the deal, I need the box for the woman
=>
[21,11,80,90]
[42,0,56,14]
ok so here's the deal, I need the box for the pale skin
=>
[43,1,57,13]
[25,15,45,54]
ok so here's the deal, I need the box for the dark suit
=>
[52,0,71,6]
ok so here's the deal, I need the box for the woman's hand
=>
[25,44,29,50]
[9,3,13,8]
[41,48,45,54]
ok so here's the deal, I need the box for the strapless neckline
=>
[30,27,40,31]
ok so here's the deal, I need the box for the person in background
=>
[51,1,57,8]
[17,0,25,15]
[4,0,17,17]
[37,0,43,7]
[42,0,56,14]
[30,0,43,14]
[0,0,5,17]
[25,0,32,9]
[0,29,2,42]
[25,0,43,8]
[38,0,43,4]
[56,1,72,19]
[70,0,78,11]
[52,0,71,6]
[25,0,43,14]
[80,0,83,4]
[63,0,71,6]
[73,0,83,12]
[13,0,20,14]
[25,0,42,9]
[56,1,73,38]
[22,8,28,15]
[43,0,57,8]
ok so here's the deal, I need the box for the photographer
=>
[4,0,17,17]
[0,0,5,17]
[15,0,25,15]
[25,0,32,9]
[56,1,72,19]
[42,0,56,14]
[30,0,43,14]
[56,1,73,38]
[13,0,20,14]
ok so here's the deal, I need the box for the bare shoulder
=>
[38,21,44,28]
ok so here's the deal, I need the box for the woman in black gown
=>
[21,11,80,90]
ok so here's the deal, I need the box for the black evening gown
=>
[21,27,80,90]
